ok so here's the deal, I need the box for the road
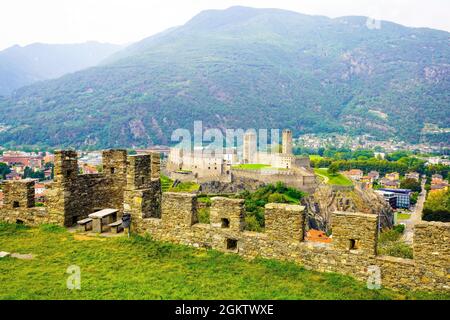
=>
[402,179,427,245]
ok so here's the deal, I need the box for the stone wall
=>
[0,149,448,293]
[0,149,161,227]
[133,193,449,293]
[231,169,316,193]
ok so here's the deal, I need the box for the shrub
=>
[393,224,405,234]
[197,208,210,224]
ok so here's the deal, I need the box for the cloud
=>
[0,0,448,50]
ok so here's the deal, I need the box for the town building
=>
[405,172,420,181]
[380,178,400,189]
[385,172,400,181]
[368,171,380,181]
[375,190,398,210]
[343,169,364,181]
[378,189,412,209]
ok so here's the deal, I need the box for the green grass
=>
[232,164,272,170]
[309,155,324,161]
[160,175,200,193]
[1,223,447,300]
[378,227,413,259]
[397,213,411,221]
[314,168,353,186]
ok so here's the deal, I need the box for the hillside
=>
[0,42,122,96]
[0,6,449,149]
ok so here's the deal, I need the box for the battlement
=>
[3,179,35,209]
[0,149,448,293]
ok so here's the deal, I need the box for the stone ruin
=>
[0,149,448,293]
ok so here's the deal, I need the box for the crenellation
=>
[0,149,448,293]
[265,203,305,242]
[210,197,245,232]
[3,179,35,209]
[332,211,378,255]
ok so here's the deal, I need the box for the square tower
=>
[282,129,293,155]
[243,130,257,164]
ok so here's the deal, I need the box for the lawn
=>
[314,168,353,186]
[160,175,200,193]
[309,155,324,161]
[232,164,272,170]
[397,213,412,221]
[0,223,447,300]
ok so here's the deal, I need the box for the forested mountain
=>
[0,6,448,149]
[0,42,122,96]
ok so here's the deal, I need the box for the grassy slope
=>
[232,164,272,170]
[314,168,353,186]
[0,223,447,300]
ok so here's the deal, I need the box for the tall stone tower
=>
[282,129,293,155]
[243,130,257,164]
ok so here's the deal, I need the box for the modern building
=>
[376,190,398,210]
[378,189,412,209]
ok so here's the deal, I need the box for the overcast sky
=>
[0,0,449,50]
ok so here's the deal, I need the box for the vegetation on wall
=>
[236,182,305,232]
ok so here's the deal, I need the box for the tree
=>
[400,178,422,193]
[0,162,11,179]
[328,163,339,175]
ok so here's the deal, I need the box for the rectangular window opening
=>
[221,218,230,229]
[226,238,238,251]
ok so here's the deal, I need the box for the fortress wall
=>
[135,193,449,292]
[232,169,316,192]
[1,150,448,293]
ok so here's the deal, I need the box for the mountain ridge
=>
[0,6,448,149]
[0,41,123,96]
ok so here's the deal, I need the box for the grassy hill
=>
[0,6,449,148]
[314,168,353,186]
[0,222,447,300]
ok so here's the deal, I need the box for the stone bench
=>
[77,218,93,231]
[108,220,123,234]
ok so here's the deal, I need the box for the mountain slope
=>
[0,6,448,149]
[0,42,122,96]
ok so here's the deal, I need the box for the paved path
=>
[403,180,427,245]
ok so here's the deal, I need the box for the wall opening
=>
[13,201,20,208]
[226,238,238,251]
[221,218,230,228]
[111,167,116,174]
[16,219,24,225]
[349,239,360,250]
[66,170,73,177]
[141,177,145,185]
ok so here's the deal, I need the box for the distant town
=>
[1,133,449,222]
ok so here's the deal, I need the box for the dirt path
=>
[403,180,426,245]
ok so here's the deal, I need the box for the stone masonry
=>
[0,149,448,293]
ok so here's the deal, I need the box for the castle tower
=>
[243,130,257,164]
[53,150,78,184]
[282,129,293,155]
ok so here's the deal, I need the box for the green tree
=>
[400,178,422,193]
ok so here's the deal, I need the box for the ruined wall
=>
[231,169,316,193]
[133,193,449,293]
[0,150,448,293]
[1,149,158,227]
[124,154,162,221]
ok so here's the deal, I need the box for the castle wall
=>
[232,169,316,193]
[1,149,448,293]
[133,193,449,293]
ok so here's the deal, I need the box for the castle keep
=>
[0,149,449,293]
